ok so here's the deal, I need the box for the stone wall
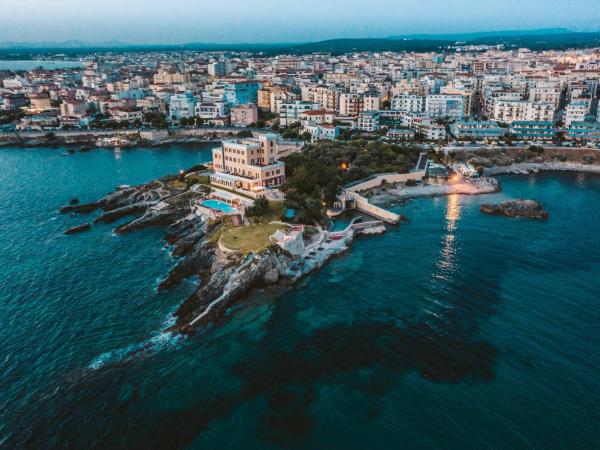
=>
[346,171,426,193]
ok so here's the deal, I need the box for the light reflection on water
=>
[437,194,461,274]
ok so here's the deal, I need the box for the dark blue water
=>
[1,147,600,449]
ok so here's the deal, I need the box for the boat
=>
[96,135,133,149]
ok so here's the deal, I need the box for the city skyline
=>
[2,0,600,44]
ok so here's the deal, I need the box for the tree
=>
[246,197,269,218]
[282,129,299,140]
[301,131,312,142]
[382,100,391,110]
[236,130,253,138]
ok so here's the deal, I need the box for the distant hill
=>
[390,28,572,41]
[468,31,600,49]
[280,38,453,54]
[1,29,600,58]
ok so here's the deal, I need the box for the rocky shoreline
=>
[485,162,600,176]
[480,200,549,219]
[60,169,384,335]
[0,128,255,148]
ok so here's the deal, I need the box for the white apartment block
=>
[358,112,380,132]
[279,101,320,126]
[195,102,228,119]
[565,99,591,127]
[391,94,424,113]
[425,95,465,120]
[169,93,196,120]
[529,82,561,109]
[492,101,554,124]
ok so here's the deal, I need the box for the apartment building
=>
[195,102,228,120]
[60,100,87,117]
[510,121,556,140]
[279,100,320,126]
[28,94,52,112]
[425,94,465,120]
[169,92,196,120]
[391,94,424,113]
[305,124,340,141]
[492,101,553,124]
[208,60,231,78]
[567,121,600,141]
[339,93,363,116]
[153,71,190,84]
[300,109,335,127]
[565,99,591,127]
[230,104,258,127]
[450,121,502,139]
[223,81,262,106]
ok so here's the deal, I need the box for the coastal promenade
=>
[338,171,426,224]
[0,127,267,147]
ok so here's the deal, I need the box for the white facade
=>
[169,93,196,120]
[565,100,590,127]
[279,101,319,126]
[195,102,228,119]
[391,94,424,113]
[425,95,465,120]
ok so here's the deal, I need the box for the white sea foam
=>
[87,312,182,370]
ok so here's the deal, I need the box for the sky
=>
[1,0,600,44]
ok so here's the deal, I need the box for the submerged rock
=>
[64,223,91,235]
[480,200,548,219]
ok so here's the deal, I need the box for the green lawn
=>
[220,223,288,253]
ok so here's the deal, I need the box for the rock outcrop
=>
[60,166,386,336]
[480,200,548,219]
[64,223,91,235]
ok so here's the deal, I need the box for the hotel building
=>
[211,133,286,193]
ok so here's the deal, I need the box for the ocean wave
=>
[87,313,182,370]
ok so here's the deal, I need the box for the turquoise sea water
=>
[1,146,600,449]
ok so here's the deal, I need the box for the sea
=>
[1,144,599,449]
[0,60,84,71]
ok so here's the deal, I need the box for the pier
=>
[332,171,425,224]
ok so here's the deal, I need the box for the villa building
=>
[211,133,286,193]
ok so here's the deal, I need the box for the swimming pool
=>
[202,199,239,214]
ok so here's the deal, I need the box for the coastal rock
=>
[480,200,548,219]
[69,198,79,205]
[64,223,91,235]
[60,202,100,214]
[263,268,279,285]
[94,202,154,224]
[172,249,292,332]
